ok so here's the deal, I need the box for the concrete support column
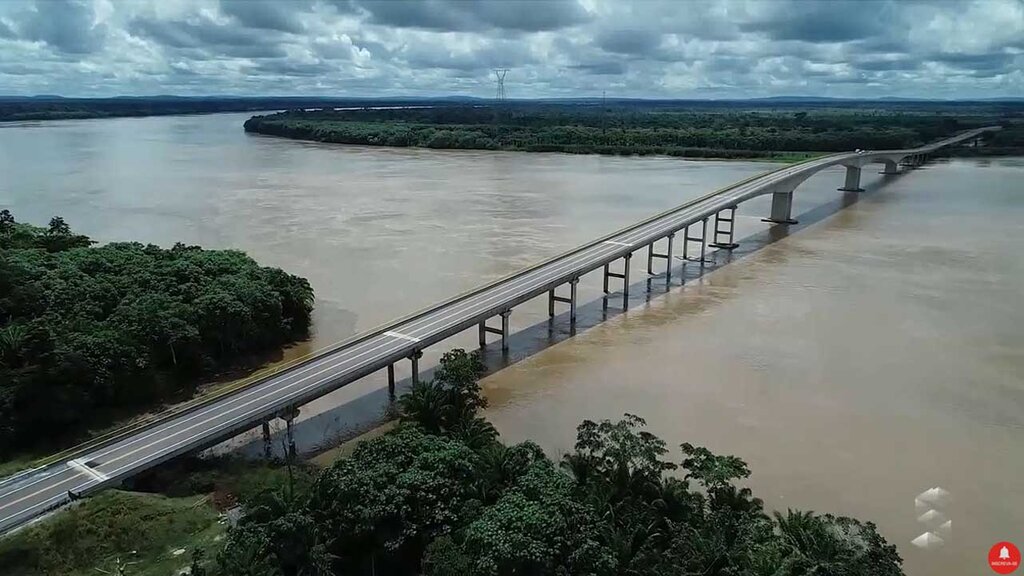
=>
[622,253,632,308]
[478,321,486,347]
[880,160,899,175]
[387,363,396,401]
[279,408,299,459]
[410,351,421,384]
[698,219,708,266]
[839,165,864,192]
[569,278,578,325]
[500,310,511,351]
[665,233,675,284]
[647,243,655,275]
[262,421,272,459]
[547,289,555,317]
[710,208,738,250]
[763,190,797,225]
[285,418,296,458]
[602,263,610,294]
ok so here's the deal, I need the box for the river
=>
[1,112,1021,575]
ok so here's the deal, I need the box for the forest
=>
[0,96,433,122]
[244,103,1024,159]
[194,349,904,576]
[0,210,314,455]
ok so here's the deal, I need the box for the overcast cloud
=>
[0,0,1021,98]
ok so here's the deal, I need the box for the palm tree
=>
[0,324,27,368]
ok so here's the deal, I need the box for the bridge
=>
[0,126,998,534]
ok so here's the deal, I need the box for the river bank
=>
[2,113,1021,575]
[242,104,1021,162]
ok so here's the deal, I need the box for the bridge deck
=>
[0,127,995,534]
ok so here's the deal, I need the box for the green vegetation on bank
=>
[244,103,1024,159]
[0,490,221,576]
[204,349,903,576]
[0,97,431,122]
[0,348,905,575]
[0,210,314,456]
[0,456,317,576]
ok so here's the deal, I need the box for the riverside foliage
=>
[0,211,314,455]
[213,349,904,576]
[243,103,1019,159]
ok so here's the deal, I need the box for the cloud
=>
[219,0,309,34]
[739,0,900,43]
[595,29,663,56]
[0,0,1020,98]
[17,0,106,54]
[570,61,627,75]
[354,0,591,32]
[127,14,288,58]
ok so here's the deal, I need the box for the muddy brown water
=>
[2,113,1021,575]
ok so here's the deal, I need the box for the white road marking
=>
[1,129,991,528]
[67,460,108,483]
[0,154,872,520]
[5,152,862,510]
[383,331,420,343]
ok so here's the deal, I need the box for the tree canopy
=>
[0,211,314,455]
[213,348,903,576]
[244,104,1021,159]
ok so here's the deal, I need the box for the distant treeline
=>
[0,97,444,122]
[244,104,1024,159]
[0,211,314,455]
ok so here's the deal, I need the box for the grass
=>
[0,490,223,576]
[0,456,317,576]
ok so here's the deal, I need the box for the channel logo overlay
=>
[911,487,951,550]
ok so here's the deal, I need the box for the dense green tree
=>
[431,460,616,576]
[398,348,496,446]
[0,213,314,454]
[309,425,481,574]
[211,350,903,576]
[244,105,1020,159]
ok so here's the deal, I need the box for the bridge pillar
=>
[879,160,899,175]
[549,279,579,324]
[683,219,711,264]
[411,351,423,384]
[603,255,630,305]
[645,234,675,283]
[285,418,296,458]
[762,190,798,225]
[279,407,299,459]
[569,278,578,324]
[838,166,864,192]
[387,363,396,401]
[262,421,272,459]
[500,310,511,351]
[621,253,632,308]
[710,207,739,250]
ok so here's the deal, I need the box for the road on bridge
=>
[0,127,996,535]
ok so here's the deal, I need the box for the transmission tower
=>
[493,68,509,102]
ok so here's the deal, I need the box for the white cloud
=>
[0,0,1020,98]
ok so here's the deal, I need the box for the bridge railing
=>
[18,128,997,475]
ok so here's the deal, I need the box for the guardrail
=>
[16,127,995,476]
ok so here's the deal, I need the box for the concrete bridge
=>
[0,126,998,534]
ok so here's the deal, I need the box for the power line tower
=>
[493,68,509,102]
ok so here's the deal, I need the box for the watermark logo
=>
[911,487,951,550]
[989,542,1020,574]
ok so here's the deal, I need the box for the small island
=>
[244,103,1023,160]
[0,210,314,457]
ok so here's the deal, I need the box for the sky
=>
[0,0,1022,99]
